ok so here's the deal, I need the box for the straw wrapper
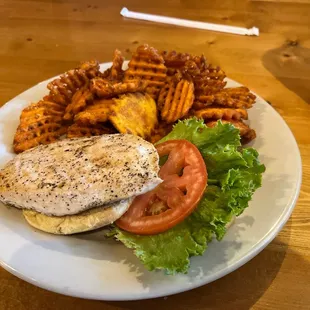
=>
[120,7,259,36]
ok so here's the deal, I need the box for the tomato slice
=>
[116,140,207,235]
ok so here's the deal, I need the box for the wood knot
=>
[286,40,299,47]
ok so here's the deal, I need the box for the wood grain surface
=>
[0,0,310,309]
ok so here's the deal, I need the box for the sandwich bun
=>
[23,198,133,235]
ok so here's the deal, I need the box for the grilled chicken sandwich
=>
[0,134,162,234]
[0,118,265,274]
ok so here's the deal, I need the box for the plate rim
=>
[0,65,302,301]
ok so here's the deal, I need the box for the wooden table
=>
[1,0,310,309]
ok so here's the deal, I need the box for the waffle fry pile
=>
[13,44,257,153]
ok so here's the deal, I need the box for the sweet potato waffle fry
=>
[13,99,67,153]
[161,50,193,71]
[191,55,227,96]
[19,100,65,121]
[157,76,189,124]
[100,49,125,82]
[157,83,170,111]
[47,60,100,106]
[109,93,157,139]
[91,78,148,98]
[63,85,93,121]
[67,123,116,138]
[160,79,195,123]
[194,87,256,109]
[12,44,259,153]
[193,55,226,79]
[194,79,227,96]
[79,60,101,77]
[161,51,226,96]
[110,49,125,82]
[149,122,173,144]
[74,99,113,126]
[205,66,226,80]
[124,44,167,100]
[242,127,257,144]
[194,107,248,121]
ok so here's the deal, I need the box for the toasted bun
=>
[23,198,133,235]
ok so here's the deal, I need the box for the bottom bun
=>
[23,198,133,235]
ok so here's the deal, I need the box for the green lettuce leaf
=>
[113,119,265,274]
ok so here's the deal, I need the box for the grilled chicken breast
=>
[0,134,162,216]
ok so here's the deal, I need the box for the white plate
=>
[0,63,302,301]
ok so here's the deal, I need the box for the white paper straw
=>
[120,7,259,36]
